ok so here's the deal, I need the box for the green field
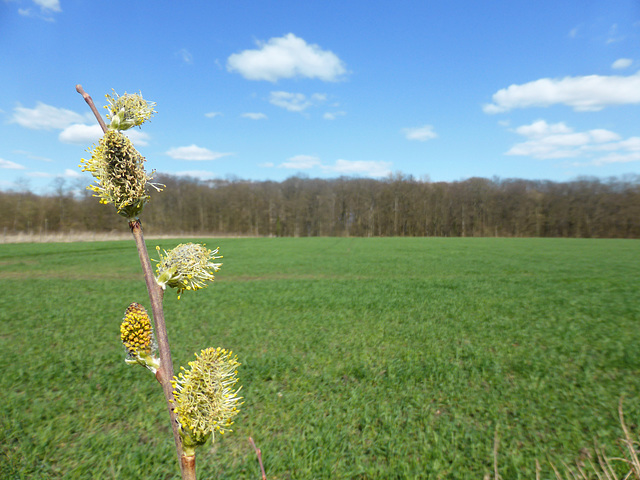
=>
[1,237,640,479]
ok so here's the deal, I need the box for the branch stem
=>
[181,455,196,480]
[249,437,267,480]
[129,220,184,467]
[76,84,108,133]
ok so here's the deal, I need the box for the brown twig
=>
[181,455,196,480]
[130,219,184,468]
[76,84,108,133]
[493,427,502,480]
[249,437,267,480]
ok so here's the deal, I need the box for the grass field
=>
[1,237,639,479]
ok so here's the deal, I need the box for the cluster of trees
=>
[2,174,640,238]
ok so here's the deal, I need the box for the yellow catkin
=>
[120,303,153,355]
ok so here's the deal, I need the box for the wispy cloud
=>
[57,124,150,146]
[241,112,267,120]
[323,111,346,120]
[27,170,80,179]
[123,129,151,147]
[227,33,347,82]
[505,119,640,166]
[18,0,61,21]
[403,125,438,141]
[275,155,392,177]
[173,170,217,180]
[34,0,60,11]
[12,102,88,130]
[58,124,102,144]
[484,71,640,113]
[269,92,311,112]
[612,58,633,70]
[205,112,222,118]
[13,150,53,162]
[63,168,82,178]
[606,23,624,44]
[322,159,392,178]
[279,155,321,169]
[0,159,27,170]
[166,145,231,161]
[177,48,193,64]
[269,91,326,112]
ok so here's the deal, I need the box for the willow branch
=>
[76,84,108,133]
[77,85,186,478]
[249,437,267,480]
[130,220,184,464]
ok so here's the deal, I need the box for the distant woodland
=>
[2,173,640,238]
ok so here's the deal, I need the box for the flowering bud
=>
[120,303,159,373]
[171,347,242,454]
[80,130,162,219]
[155,243,222,299]
[105,90,156,131]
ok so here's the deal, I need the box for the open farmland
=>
[1,237,639,479]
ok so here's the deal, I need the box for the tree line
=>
[2,174,640,238]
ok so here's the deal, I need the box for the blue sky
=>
[1,0,639,194]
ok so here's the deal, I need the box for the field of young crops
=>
[1,237,639,479]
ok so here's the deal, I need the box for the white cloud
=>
[12,102,87,130]
[589,129,622,143]
[586,152,640,166]
[59,124,102,144]
[241,112,267,120]
[123,129,151,146]
[269,92,311,112]
[227,33,347,82]
[484,71,640,113]
[174,170,217,180]
[606,23,624,44]
[28,171,54,178]
[403,125,438,141]
[618,137,640,151]
[166,145,231,161]
[269,91,326,112]
[279,155,321,169]
[323,159,392,178]
[16,0,59,20]
[0,159,26,169]
[13,150,52,162]
[33,0,61,12]
[275,155,392,177]
[513,119,572,137]
[63,168,82,178]
[58,124,150,146]
[177,48,193,64]
[205,112,222,118]
[612,58,633,70]
[323,111,346,120]
[505,120,639,166]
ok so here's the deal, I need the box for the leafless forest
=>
[3,173,640,238]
